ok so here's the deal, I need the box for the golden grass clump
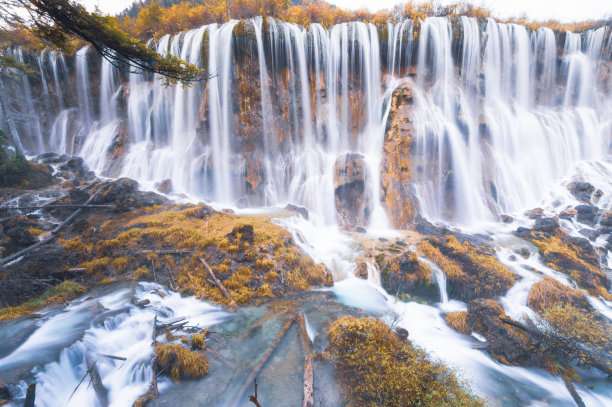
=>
[111,257,130,273]
[325,316,485,407]
[79,257,111,273]
[133,265,151,279]
[191,329,209,350]
[528,277,586,313]
[446,311,470,335]
[154,344,209,383]
[0,281,85,321]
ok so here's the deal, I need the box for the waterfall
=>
[1,17,611,227]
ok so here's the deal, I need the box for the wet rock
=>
[466,299,534,365]
[333,153,371,229]
[525,208,544,219]
[381,82,417,228]
[355,226,367,233]
[155,179,173,194]
[579,228,599,241]
[500,215,514,223]
[515,227,532,239]
[90,178,170,210]
[413,215,439,235]
[355,262,369,279]
[533,217,559,234]
[0,380,12,402]
[519,248,530,259]
[284,203,309,220]
[559,208,577,220]
[393,326,409,341]
[378,251,438,301]
[575,205,599,224]
[58,157,95,181]
[1,216,37,256]
[226,224,254,245]
[600,211,612,227]
[35,152,69,164]
[567,181,595,203]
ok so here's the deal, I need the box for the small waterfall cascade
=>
[0,17,611,227]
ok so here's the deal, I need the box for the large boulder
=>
[567,181,595,203]
[333,153,371,229]
[466,299,534,365]
[381,82,418,229]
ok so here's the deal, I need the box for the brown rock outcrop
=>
[334,153,371,229]
[381,81,417,229]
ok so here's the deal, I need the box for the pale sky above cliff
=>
[78,0,612,23]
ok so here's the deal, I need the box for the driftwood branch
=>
[0,186,105,267]
[248,379,262,407]
[199,257,236,307]
[229,317,296,407]
[85,354,109,407]
[297,314,314,407]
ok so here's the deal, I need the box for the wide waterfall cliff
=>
[2,16,611,228]
[2,12,612,407]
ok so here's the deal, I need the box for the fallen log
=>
[297,314,314,407]
[85,354,109,407]
[152,315,159,398]
[98,353,127,361]
[3,204,114,210]
[134,249,192,256]
[563,376,586,407]
[0,185,105,267]
[500,317,612,376]
[199,257,236,307]
[228,317,295,407]
[24,383,36,407]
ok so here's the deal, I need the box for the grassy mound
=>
[325,315,485,407]
[418,235,514,301]
[58,205,332,306]
[0,281,85,321]
[154,344,209,383]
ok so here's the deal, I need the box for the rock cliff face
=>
[333,153,371,229]
[381,81,417,229]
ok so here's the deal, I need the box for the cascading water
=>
[2,15,612,407]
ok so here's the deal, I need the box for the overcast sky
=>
[79,0,612,23]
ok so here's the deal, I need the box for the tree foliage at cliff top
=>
[0,0,205,86]
[117,0,608,41]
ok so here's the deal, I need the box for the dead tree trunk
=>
[199,257,236,307]
[228,317,295,407]
[85,354,109,407]
[1,185,105,267]
[297,314,314,407]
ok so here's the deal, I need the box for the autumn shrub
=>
[446,311,470,335]
[325,316,485,407]
[154,344,209,382]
